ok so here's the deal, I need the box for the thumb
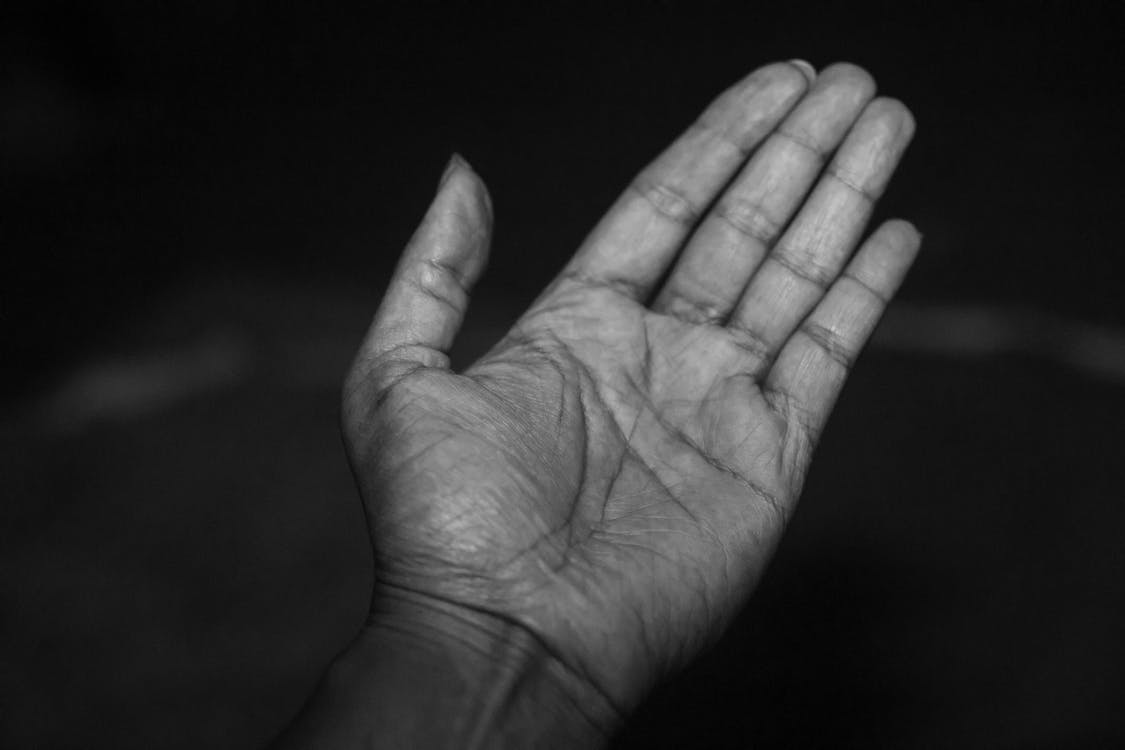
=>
[351,154,492,388]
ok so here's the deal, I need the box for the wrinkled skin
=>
[343,61,919,714]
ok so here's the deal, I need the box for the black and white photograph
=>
[3,2,1123,747]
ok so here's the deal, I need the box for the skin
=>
[277,60,920,748]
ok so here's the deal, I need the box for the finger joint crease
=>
[799,321,854,370]
[629,177,701,226]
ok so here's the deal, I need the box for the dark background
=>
[4,2,1124,748]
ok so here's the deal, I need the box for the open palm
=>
[342,62,918,718]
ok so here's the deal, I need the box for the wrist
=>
[275,585,622,749]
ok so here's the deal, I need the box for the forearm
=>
[271,588,620,749]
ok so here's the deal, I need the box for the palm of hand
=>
[344,61,919,711]
[359,285,795,702]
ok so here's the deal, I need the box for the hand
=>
[342,61,917,737]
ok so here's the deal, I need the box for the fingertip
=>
[788,59,817,83]
[861,97,917,142]
[871,219,924,265]
[835,220,922,306]
[438,152,476,188]
[895,101,917,139]
[884,218,922,243]
[818,62,877,99]
[747,60,813,98]
[436,153,492,225]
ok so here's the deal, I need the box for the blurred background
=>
[3,2,1124,747]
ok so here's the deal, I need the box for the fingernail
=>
[789,59,817,83]
[439,153,469,188]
